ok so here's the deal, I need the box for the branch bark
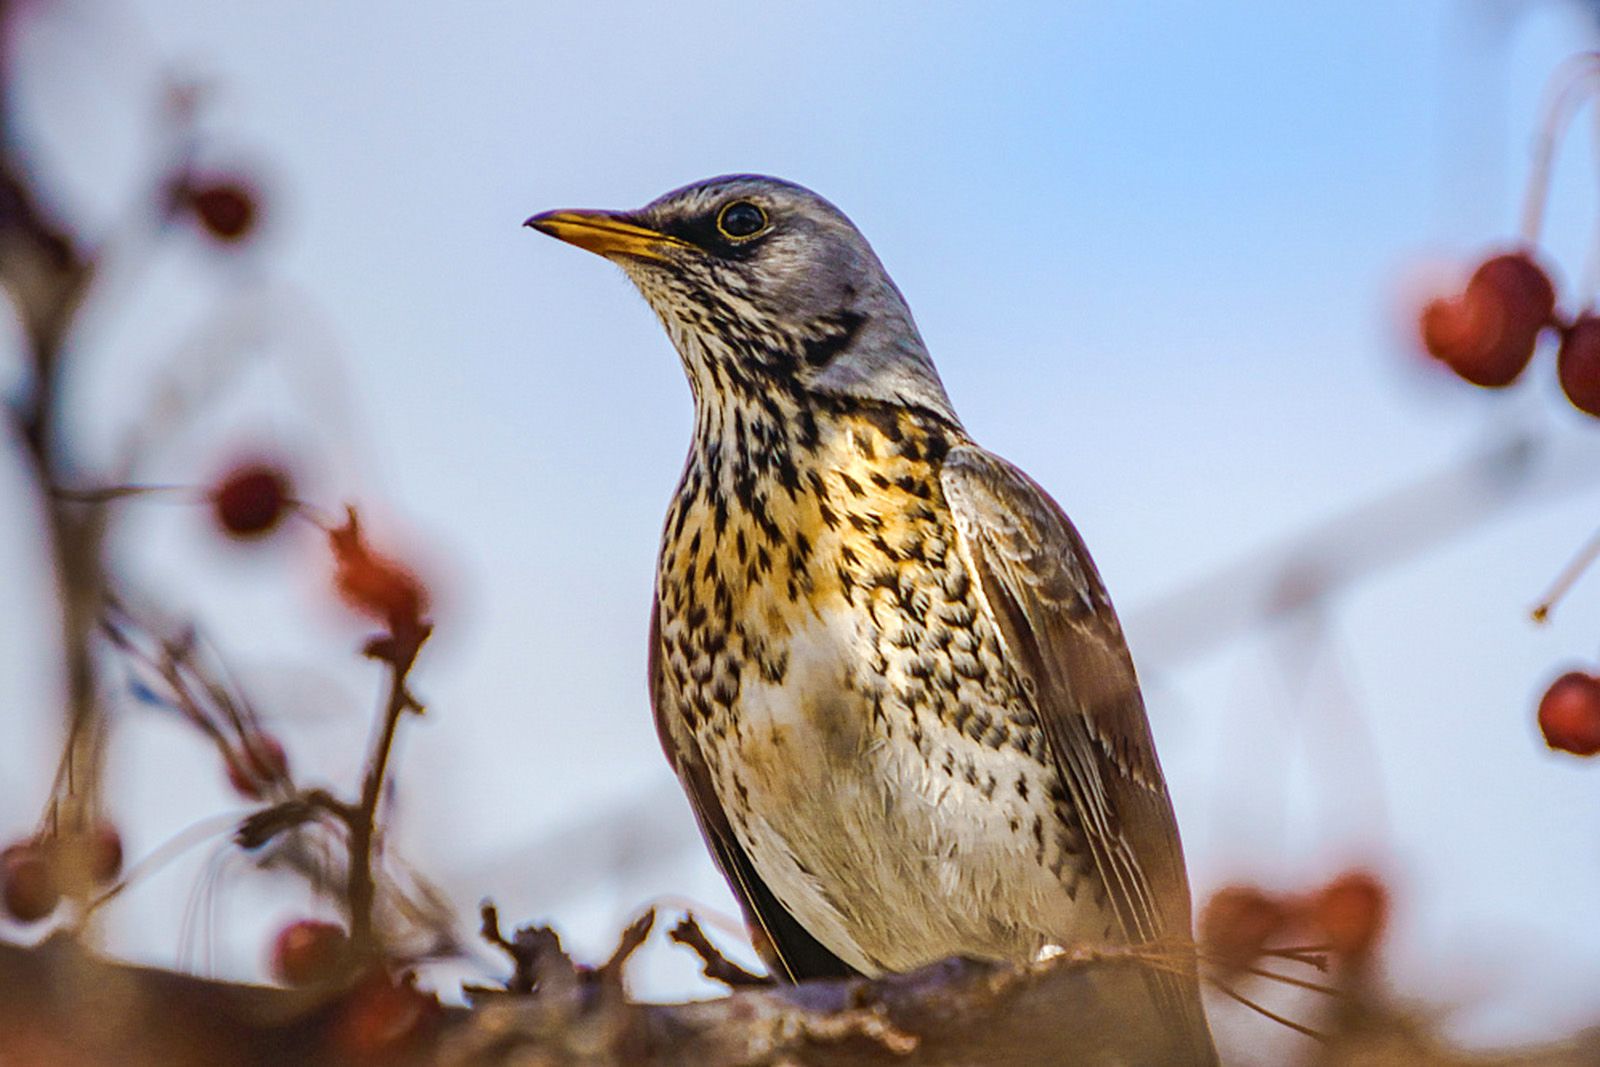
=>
[1,934,1596,1067]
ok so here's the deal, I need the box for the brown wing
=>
[941,445,1215,1057]
[648,598,856,983]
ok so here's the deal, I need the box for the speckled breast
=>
[655,402,1108,974]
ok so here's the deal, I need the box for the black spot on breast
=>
[837,566,855,597]
[861,405,903,443]
[755,508,783,546]
[796,409,820,450]
[733,469,757,509]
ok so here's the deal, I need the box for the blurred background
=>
[4,1,1600,1062]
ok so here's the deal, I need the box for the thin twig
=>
[1242,964,1344,997]
[346,634,425,956]
[1212,981,1328,1043]
[597,909,656,983]
[669,913,772,988]
[1262,944,1332,971]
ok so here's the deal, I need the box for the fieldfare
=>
[527,176,1216,1063]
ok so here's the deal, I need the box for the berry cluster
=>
[1,823,122,925]
[1420,250,1600,415]
[265,919,440,1055]
[1416,55,1600,765]
[1199,870,1387,979]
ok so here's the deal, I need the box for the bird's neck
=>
[684,383,816,515]
[674,379,962,543]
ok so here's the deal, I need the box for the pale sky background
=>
[5,1,1600,1059]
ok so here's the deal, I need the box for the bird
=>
[526,175,1216,1062]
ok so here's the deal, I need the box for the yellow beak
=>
[523,209,687,262]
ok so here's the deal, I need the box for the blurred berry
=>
[1419,251,1555,388]
[85,822,123,885]
[1538,671,1600,757]
[271,919,349,986]
[1471,252,1556,332]
[187,180,258,242]
[1310,870,1387,962]
[1198,885,1286,976]
[331,971,440,1061]
[225,733,290,798]
[211,463,292,539]
[1,841,59,924]
[1558,316,1600,418]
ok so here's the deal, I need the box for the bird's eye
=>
[716,200,768,240]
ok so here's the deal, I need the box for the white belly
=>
[701,609,1112,975]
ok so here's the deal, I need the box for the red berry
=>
[188,181,258,242]
[1418,251,1555,388]
[211,463,293,538]
[1470,252,1556,332]
[225,733,290,798]
[332,972,440,1060]
[1538,671,1600,756]
[1558,316,1600,418]
[1198,885,1287,975]
[271,919,349,985]
[1310,870,1387,962]
[1,841,60,924]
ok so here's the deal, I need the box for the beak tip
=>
[521,208,672,260]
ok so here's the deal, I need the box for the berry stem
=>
[80,812,240,918]
[1531,522,1600,623]
[51,483,189,504]
[1520,52,1600,248]
[1585,82,1600,303]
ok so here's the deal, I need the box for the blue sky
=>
[4,1,1600,1055]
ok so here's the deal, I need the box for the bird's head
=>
[526,175,957,424]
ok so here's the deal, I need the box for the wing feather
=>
[941,445,1215,1060]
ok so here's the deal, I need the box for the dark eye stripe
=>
[717,200,768,239]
